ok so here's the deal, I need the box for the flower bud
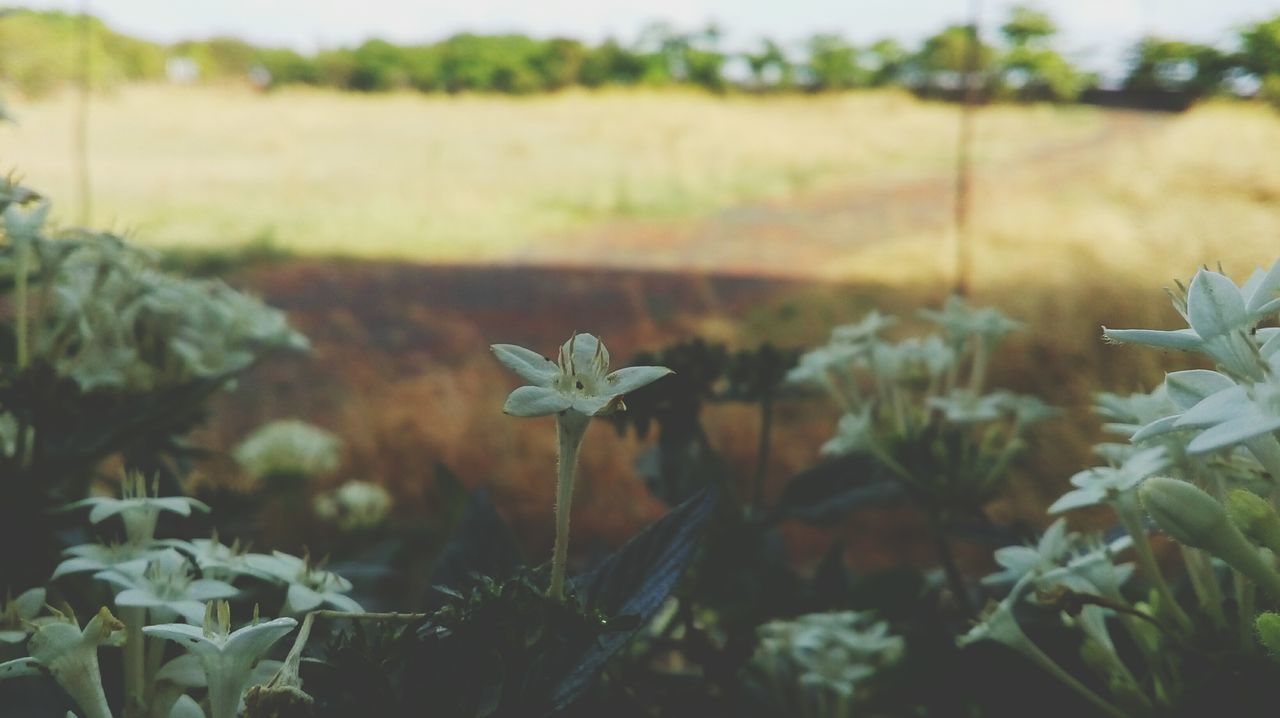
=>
[1226,489,1280,554]
[1143,478,1280,600]
[1257,612,1280,662]
[1139,477,1226,549]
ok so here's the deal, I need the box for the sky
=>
[15,0,1280,79]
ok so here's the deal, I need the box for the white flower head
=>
[313,480,392,531]
[820,407,876,457]
[145,601,297,718]
[52,540,169,581]
[1049,446,1168,514]
[234,419,343,481]
[491,333,672,418]
[62,473,210,545]
[244,551,362,614]
[1104,261,1280,381]
[95,549,239,624]
[982,519,1073,587]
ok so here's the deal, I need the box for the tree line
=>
[4,6,1280,106]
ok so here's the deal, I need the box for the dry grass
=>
[1,84,1101,258]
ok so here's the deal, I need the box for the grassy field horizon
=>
[2,84,1106,260]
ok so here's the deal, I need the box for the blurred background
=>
[1,0,1279,572]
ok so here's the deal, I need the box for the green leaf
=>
[550,485,718,711]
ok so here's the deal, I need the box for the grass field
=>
[1,84,1104,258]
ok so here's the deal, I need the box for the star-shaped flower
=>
[1104,262,1280,381]
[491,333,672,417]
[0,588,47,644]
[1048,446,1168,514]
[62,473,210,545]
[243,551,362,614]
[145,602,297,718]
[95,549,239,624]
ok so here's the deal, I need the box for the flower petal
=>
[169,694,206,718]
[1164,370,1235,410]
[502,386,572,417]
[222,617,297,660]
[1245,259,1280,315]
[1102,327,1203,352]
[605,366,673,396]
[114,589,165,609]
[1187,415,1280,454]
[15,587,46,620]
[1187,269,1248,339]
[1176,386,1251,428]
[321,592,364,612]
[157,654,207,687]
[186,580,239,602]
[143,623,218,657]
[490,344,558,386]
[1130,415,1186,443]
[1048,487,1104,514]
[286,584,323,613]
[0,657,43,679]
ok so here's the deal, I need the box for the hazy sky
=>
[17,0,1280,78]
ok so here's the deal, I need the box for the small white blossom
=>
[234,419,343,481]
[95,549,239,624]
[1049,447,1168,514]
[244,551,362,614]
[145,602,297,718]
[0,607,125,718]
[61,473,209,545]
[491,333,671,418]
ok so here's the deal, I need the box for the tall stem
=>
[549,412,588,600]
[927,506,974,618]
[120,606,146,718]
[1114,496,1194,633]
[750,393,774,513]
[1017,638,1130,718]
[14,239,29,369]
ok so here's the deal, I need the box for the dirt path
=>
[513,109,1171,277]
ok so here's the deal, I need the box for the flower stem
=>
[14,239,29,369]
[549,412,589,600]
[1017,638,1130,718]
[120,606,147,718]
[926,506,974,618]
[1115,497,1194,633]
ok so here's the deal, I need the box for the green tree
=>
[803,34,865,90]
[866,38,907,87]
[1124,37,1230,97]
[1000,6,1055,47]
[996,7,1086,101]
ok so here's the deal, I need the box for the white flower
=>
[0,607,125,718]
[820,407,876,457]
[145,602,297,718]
[234,419,343,481]
[1104,262,1280,381]
[1170,376,1280,454]
[928,389,1007,423]
[920,296,1022,345]
[982,519,1073,587]
[491,333,672,417]
[830,310,898,344]
[784,342,863,387]
[156,652,281,717]
[313,480,392,531]
[1049,446,1168,514]
[755,611,903,700]
[159,536,265,582]
[62,473,210,545]
[0,588,47,644]
[52,541,168,580]
[244,551,362,614]
[95,549,239,624]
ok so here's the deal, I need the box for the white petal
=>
[15,587,46,620]
[151,497,212,517]
[1175,386,1250,428]
[1048,488,1105,514]
[0,630,29,643]
[157,654,207,687]
[1187,269,1248,339]
[1130,415,1186,442]
[490,344,558,386]
[571,394,616,416]
[114,588,164,609]
[87,499,128,525]
[565,333,605,373]
[0,657,43,679]
[286,584,323,613]
[1102,327,1202,351]
[222,618,298,661]
[1165,370,1235,410]
[605,366,673,396]
[1245,259,1280,315]
[502,386,571,417]
[321,592,363,612]
[169,694,206,718]
[172,601,211,625]
[1187,415,1280,454]
[144,623,219,657]
[186,579,239,602]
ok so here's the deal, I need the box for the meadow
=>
[1,85,1103,258]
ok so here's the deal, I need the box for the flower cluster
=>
[234,419,343,482]
[752,611,903,717]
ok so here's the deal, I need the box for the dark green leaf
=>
[769,454,905,525]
